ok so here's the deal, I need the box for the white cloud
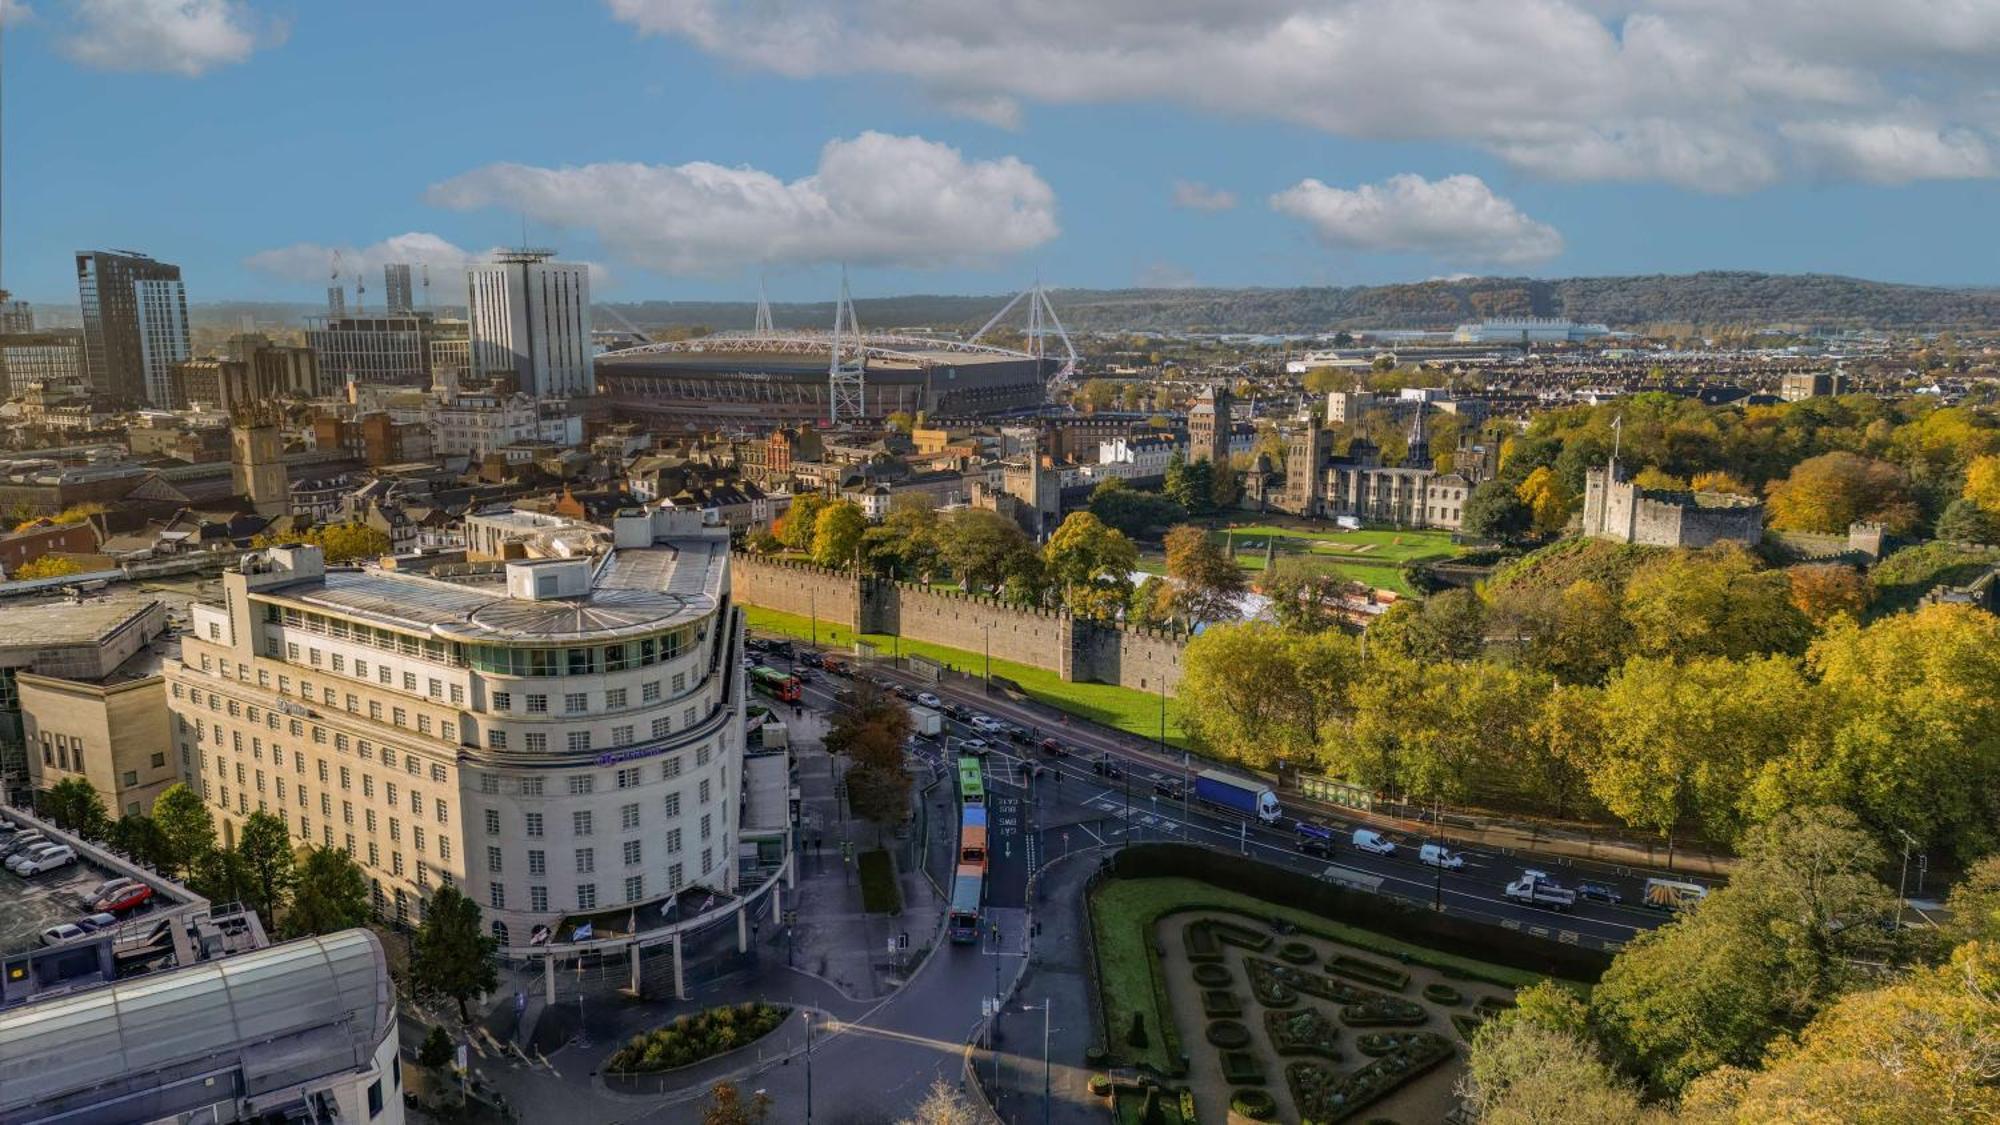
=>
[604,0,2000,190]
[62,0,279,77]
[427,132,1058,275]
[1171,180,1237,212]
[1,1,34,27]
[1270,173,1564,266]
[244,232,613,301]
[1136,261,1198,289]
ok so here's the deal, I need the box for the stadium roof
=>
[600,329,1038,366]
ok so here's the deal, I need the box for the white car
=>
[958,738,990,756]
[39,923,86,946]
[917,692,942,709]
[970,715,1003,733]
[1351,829,1398,856]
[14,845,76,875]
[8,843,61,872]
[1418,843,1464,870]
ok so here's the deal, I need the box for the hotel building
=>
[164,507,743,948]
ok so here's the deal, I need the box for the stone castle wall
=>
[731,553,1187,694]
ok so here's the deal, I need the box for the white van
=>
[1352,829,1397,856]
[1417,843,1464,870]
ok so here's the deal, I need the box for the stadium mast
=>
[970,278,1078,396]
[827,268,865,424]
[754,275,774,333]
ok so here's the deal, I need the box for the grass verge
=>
[1090,876,1575,1073]
[857,848,901,914]
[741,605,1190,747]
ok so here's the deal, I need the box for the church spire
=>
[1404,402,1432,470]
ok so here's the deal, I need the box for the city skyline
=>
[2,0,2000,306]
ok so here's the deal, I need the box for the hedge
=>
[857,848,901,914]
[1191,962,1233,988]
[1338,997,1429,1028]
[1201,990,1242,1018]
[1326,954,1411,992]
[1206,1020,1252,1049]
[1231,1089,1277,1120]
[1422,983,1464,1006]
[1221,1049,1265,1086]
[1278,940,1318,965]
[606,1003,789,1072]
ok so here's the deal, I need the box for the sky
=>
[4,0,2000,309]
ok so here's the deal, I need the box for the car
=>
[1091,756,1125,779]
[74,912,119,933]
[1417,843,1464,870]
[746,638,769,653]
[39,923,86,946]
[1153,778,1187,800]
[1575,881,1623,905]
[4,832,49,856]
[7,843,59,872]
[822,658,851,677]
[958,738,990,756]
[86,876,138,903]
[917,692,942,709]
[893,685,919,702]
[1295,821,1337,857]
[1037,737,1067,758]
[943,704,971,722]
[99,883,155,914]
[741,656,757,671]
[970,715,1003,733]
[1351,829,1398,856]
[14,845,77,875]
[798,652,825,669]
[792,668,817,683]
[766,641,794,658]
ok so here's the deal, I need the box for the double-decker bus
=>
[750,665,802,703]
[949,755,987,943]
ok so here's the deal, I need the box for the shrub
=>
[1450,1013,1485,1042]
[606,1002,790,1072]
[857,848,901,914]
[1210,918,1274,952]
[1231,1088,1277,1120]
[1265,1006,1342,1061]
[1422,983,1463,1006]
[1088,1073,1112,1097]
[1085,1045,1107,1066]
[1201,990,1241,1018]
[1191,962,1234,988]
[1205,1020,1251,1049]
[1127,1011,1149,1049]
[1277,940,1316,965]
[1340,997,1429,1028]
[1325,954,1411,992]
[1289,1034,1453,1123]
[1184,921,1223,963]
[1221,1049,1264,1086]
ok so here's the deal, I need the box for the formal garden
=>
[1086,874,1573,1124]
[605,1002,791,1073]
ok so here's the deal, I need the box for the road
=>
[759,638,1696,952]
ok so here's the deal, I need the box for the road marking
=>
[1558,930,1579,945]
[1529,925,1550,938]
[1501,919,1522,930]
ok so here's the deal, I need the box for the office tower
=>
[305,311,450,387]
[467,249,592,398]
[384,263,413,314]
[0,290,31,333]
[0,330,84,394]
[327,285,347,318]
[75,250,190,406]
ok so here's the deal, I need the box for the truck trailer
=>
[1193,769,1283,824]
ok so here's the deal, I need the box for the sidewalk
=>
[977,850,1108,1125]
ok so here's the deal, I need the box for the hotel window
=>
[493,692,512,711]
[526,694,547,714]
[566,731,591,753]
[568,775,593,795]
[365,809,377,832]
[701,813,712,840]
[487,846,503,872]
[574,848,594,874]
[342,800,354,824]
[605,688,627,709]
[696,746,711,767]
[355,659,367,678]
[615,767,640,790]
[621,802,641,830]
[564,693,586,714]
[668,863,684,892]
[663,792,681,818]
[484,809,500,835]
[450,684,464,705]
[699,779,711,804]
[527,850,545,876]
[521,777,543,796]
[642,682,661,702]
[613,725,633,745]
[662,756,681,779]
[525,812,543,837]
[576,883,597,910]
[436,798,449,824]
[489,883,506,910]
[622,839,641,866]
[428,678,442,699]
[530,886,548,912]
[683,707,696,728]
[403,672,416,692]
[480,773,498,795]
[652,718,670,739]
[625,876,644,903]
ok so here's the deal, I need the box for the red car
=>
[1037,738,1068,758]
[98,883,154,914]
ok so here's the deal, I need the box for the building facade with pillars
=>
[162,508,743,944]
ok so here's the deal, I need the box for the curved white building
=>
[165,508,742,949]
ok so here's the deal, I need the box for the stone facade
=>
[1273,410,1473,531]
[731,554,1186,694]
[1581,460,1764,548]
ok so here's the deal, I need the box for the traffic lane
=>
[1029,762,1655,945]
[982,787,1030,909]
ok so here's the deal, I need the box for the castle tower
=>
[1404,402,1432,470]
[231,406,290,518]
[1282,419,1333,516]
[1188,385,1231,465]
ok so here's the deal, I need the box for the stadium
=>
[594,331,1052,426]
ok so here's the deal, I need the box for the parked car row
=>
[1,819,77,876]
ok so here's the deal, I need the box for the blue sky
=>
[4,0,1999,307]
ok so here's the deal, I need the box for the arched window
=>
[491,921,510,948]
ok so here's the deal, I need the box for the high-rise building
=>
[0,289,33,333]
[0,329,85,394]
[76,250,190,406]
[384,263,414,314]
[467,249,592,398]
[305,311,451,388]
[163,509,742,942]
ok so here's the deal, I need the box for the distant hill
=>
[162,271,2000,337]
[594,272,2000,335]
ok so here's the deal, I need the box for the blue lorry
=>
[1193,769,1283,824]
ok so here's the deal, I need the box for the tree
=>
[701,1080,773,1125]
[779,493,828,552]
[1934,497,1999,544]
[193,845,254,905]
[1460,984,1661,1125]
[13,555,82,580]
[1592,807,1895,1093]
[1461,478,1532,543]
[898,1077,979,1125]
[1161,524,1245,626]
[845,764,912,843]
[1621,545,1811,662]
[1689,470,1753,496]
[108,813,168,869]
[940,508,1032,592]
[810,501,867,569]
[862,499,942,580]
[1162,453,1214,516]
[253,522,391,563]
[1489,579,1629,686]
[151,782,216,879]
[1679,942,2000,1123]
[1088,479,1185,539]
[1301,367,1348,396]
[1042,511,1137,623]
[1515,466,1577,536]
[284,845,373,938]
[235,810,297,921]
[1368,588,1486,663]
[1784,563,1870,625]
[1345,657,1545,807]
[1961,451,2000,511]
[885,410,915,434]
[1177,622,1358,770]
[39,776,108,838]
[1943,856,2000,946]
[1630,467,1687,491]
[1765,451,1920,534]
[410,886,499,1020]
[1260,557,1363,634]
[418,1025,455,1070]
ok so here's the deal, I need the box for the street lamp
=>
[1021,999,1056,1125]
[802,1010,815,1125]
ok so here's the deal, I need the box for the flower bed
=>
[1211,918,1276,953]
[1202,990,1242,1018]
[1250,959,1396,1008]
[1221,1049,1265,1086]
[1338,997,1429,1028]
[1191,962,1234,988]
[1265,1006,1343,1061]
[607,1002,790,1072]
[1356,1031,1441,1058]
[1278,940,1318,965]
[1289,1033,1453,1122]
[1421,983,1463,1006]
[1325,954,1411,992]
[1206,1020,1252,1048]
[1232,1088,1278,1120]
[1185,921,1224,964]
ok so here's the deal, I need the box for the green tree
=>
[779,493,828,552]
[1765,451,1920,534]
[861,499,942,580]
[1177,622,1359,770]
[254,522,391,563]
[193,845,254,905]
[1087,479,1185,539]
[108,813,168,869]
[940,508,1032,593]
[1260,557,1363,634]
[1369,588,1486,663]
[235,810,297,921]
[1345,657,1545,807]
[1621,545,1811,662]
[1161,524,1245,626]
[1934,496,1999,544]
[810,501,867,568]
[1042,511,1137,624]
[1461,478,1532,543]
[1460,983,1661,1125]
[418,1025,455,1069]
[1942,856,2000,946]
[151,782,217,879]
[1515,465,1578,536]
[284,845,373,938]
[410,885,500,1021]
[39,776,109,838]
[1162,453,1213,516]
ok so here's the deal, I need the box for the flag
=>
[572,922,593,941]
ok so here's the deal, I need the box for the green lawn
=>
[741,605,1191,747]
[856,848,901,914]
[1215,523,1462,564]
[1090,876,1564,1073]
